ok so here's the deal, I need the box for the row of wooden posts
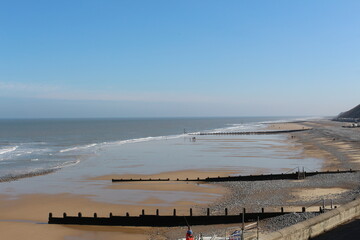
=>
[111,169,356,182]
[50,206,314,219]
[48,206,324,227]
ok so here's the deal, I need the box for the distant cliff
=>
[334,104,360,122]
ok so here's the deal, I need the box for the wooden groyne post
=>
[48,207,322,227]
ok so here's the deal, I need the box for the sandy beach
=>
[1,119,360,239]
[3,1,359,239]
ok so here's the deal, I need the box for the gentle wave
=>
[59,134,187,153]
[201,122,265,133]
[111,134,184,145]
[51,159,81,169]
[0,146,18,155]
[60,143,98,153]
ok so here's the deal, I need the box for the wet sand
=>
[0,170,231,240]
[0,194,150,240]
[291,120,360,170]
[1,119,360,239]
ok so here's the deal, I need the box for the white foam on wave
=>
[108,134,185,147]
[59,134,186,153]
[5,146,50,159]
[208,122,265,133]
[60,143,98,153]
[0,146,18,155]
[51,159,81,169]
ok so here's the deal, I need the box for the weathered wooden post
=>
[142,209,145,216]
[297,167,300,179]
[303,167,306,179]
[173,209,176,216]
[257,216,260,240]
[281,207,284,213]
[126,212,129,217]
[78,212,82,217]
[190,208,193,216]
[207,208,210,216]
[302,207,306,212]
[109,212,113,217]
[94,213,97,218]
[225,208,228,216]
[242,208,245,240]
[261,208,264,213]
[156,209,159,216]
[63,212,67,218]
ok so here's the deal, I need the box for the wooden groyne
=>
[112,178,170,182]
[194,128,311,136]
[111,169,356,183]
[188,169,356,182]
[48,207,317,227]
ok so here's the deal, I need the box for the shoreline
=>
[1,119,360,239]
[0,169,58,183]
[154,120,360,238]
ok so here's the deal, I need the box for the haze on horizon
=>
[0,0,359,118]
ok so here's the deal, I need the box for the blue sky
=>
[1,0,359,118]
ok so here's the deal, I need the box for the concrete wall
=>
[261,198,360,240]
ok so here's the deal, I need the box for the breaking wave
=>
[60,143,98,153]
[0,146,18,155]
[59,134,187,153]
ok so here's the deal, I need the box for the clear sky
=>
[0,0,359,118]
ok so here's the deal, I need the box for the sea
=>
[0,116,324,204]
[0,117,318,180]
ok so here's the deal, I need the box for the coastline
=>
[1,119,360,239]
[0,169,57,183]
